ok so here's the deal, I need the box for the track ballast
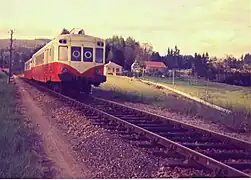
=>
[22,78,251,178]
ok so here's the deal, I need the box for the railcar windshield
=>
[95,48,103,63]
[71,46,81,61]
[83,47,93,62]
[58,46,68,61]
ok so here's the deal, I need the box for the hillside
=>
[0,39,50,49]
[0,39,51,73]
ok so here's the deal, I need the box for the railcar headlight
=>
[62,67,68,73]
[96,69,102,75]
[97,41,104,47]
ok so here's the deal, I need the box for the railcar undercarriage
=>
[56,71,106,96]
[26,67,106,97]
[47,80,92,96]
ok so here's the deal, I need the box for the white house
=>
[104,61,123,75]
[131,61,142,73]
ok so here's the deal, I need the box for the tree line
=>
[0,45,43,73]
[105,35,251,86]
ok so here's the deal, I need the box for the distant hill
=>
[34,38,51,43]
[0,39,49,49]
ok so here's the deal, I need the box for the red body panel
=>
[24,62,104,83]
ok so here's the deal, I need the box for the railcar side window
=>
[95,48,103,63]
[58,46,68,61]
[51,46,54,61]
[71,46,81,61]
[35,53,44,65]
[48,48,51,62]
[83,47,93,62]
[26,61,31,70]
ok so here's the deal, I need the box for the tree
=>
[222,55,240,71]
[106,50,113,63]
[141,43,153,60]
[151,52,161,61]
[124,37,139,70]
[163,45,180,69]
[243,53,251,64]
[105,35,126,67]
[135,43,153,66]
[192,52,209,78]
[105,43,111,63]
[174,45,181,69]
[182,55,193,69]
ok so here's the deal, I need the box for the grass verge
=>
[0,72,42,178]
[94,75,251,133]
[140,76,251,112]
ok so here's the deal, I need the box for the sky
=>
[0,0,250,58]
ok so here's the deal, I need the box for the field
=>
[141,76,251,112]
[97,75,178,104]
[0,71,40,178]
[94,75,251,132]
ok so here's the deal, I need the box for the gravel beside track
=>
[20,80,214,178]
[14,89,57,178]
[78,96,251,177]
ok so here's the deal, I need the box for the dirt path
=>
[14,78,91,178]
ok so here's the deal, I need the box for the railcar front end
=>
[24,28,107,95]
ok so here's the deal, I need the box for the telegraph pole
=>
[0,49,3,69]
[8,29,14,84]
[172,69,175,85]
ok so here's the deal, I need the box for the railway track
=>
[21,78,251,178]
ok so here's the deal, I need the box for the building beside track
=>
[104,61,123,75]
[143,61,167,74]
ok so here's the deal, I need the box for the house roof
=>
[105,61,122,68]
[144,61,166,68]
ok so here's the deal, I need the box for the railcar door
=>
[44,49,49,82]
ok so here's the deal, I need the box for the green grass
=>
[95,75,251,133]
[99,76,172,103]
[0,72,41,178]
[140,76,251,112]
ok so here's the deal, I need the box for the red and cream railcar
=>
[24,28,106,94]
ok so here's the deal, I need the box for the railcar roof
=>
[24,58,32,64]
[33,33,104,57]
[56,34,104,40]
[32,40,53,57]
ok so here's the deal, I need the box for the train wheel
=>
[52,83,62,93]
[47,82,53,90]
[64,87,80,98]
